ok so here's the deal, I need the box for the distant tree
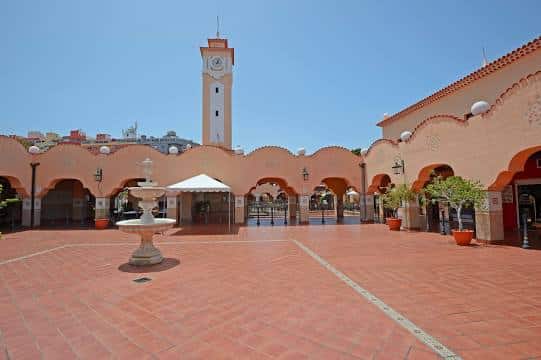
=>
[351,148,362,156]
[16,137,32,150]
[381,184,416,218]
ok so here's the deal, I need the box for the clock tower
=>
[200,37,234,149]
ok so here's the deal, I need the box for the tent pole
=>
[228,192,231,233]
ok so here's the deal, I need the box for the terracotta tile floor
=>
[0,224,540,359]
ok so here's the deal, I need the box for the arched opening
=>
[498,150,541,246]
[368,174,393,223]
[307,178,356,224]
[415,165,457,234]
[309,184,335,224]
[41,179,95,227]
[0,176,23,232]
[247,179,294,226]
[344,187,360,214]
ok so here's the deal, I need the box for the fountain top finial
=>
[138,158,158,187]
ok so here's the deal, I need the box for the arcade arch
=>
[246,178,297,226]
[40,179,95,227]
[494,148,541,244]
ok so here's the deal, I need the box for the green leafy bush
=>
[424,176,484,231]
[381,184,416,218]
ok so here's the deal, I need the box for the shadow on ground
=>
[117,257,180,273]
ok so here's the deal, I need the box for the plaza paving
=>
[1,224,541,359]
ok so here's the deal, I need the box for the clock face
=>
[209,56,225,71]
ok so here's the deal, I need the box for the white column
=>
[475,191,504,242]
[180,193,192,223]
[166,195,178,224]
[234,195,245,224]
[95,197,110,220]
[360,194,374,222]
[299,195,310,224]
[22,197,41,227]
[403,198,422,230]
[288,196,297,220]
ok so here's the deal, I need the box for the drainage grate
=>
[133,277,152,283]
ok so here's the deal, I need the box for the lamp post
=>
[321,195,327,224]
[359,162,367,223]
[440,209,446,235]
[256,201,260,226]
[284,201,288,225]
[301,167,309,224]
[392,159,409,230]
[28,146,40,228]
[521,210,531,249]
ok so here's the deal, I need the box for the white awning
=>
[167,174,231,192]
[346,190,359,196]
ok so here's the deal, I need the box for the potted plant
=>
[425,176,484,245]
[381,184,416,230]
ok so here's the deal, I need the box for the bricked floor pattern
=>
[0,224,540,359]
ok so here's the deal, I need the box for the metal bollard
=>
[522,212,531,249]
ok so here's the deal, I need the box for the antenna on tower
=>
[482,47,488,67]
[216,16,220,38]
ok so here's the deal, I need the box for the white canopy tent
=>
[167,174,232,232]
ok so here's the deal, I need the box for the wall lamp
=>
[94,168,103,182]
[392,160,405,175]
[302,167,309,181]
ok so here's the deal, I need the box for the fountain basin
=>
[128,186,167,200]
[116,218,176,230]
[117,218,175,266]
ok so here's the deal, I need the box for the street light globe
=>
[28,145,40,154]
[297,148,306,156]
[99,146,111,154]
[471,101,490,116]
[360,148,369,157]
[168,146,179,155]
[400,131,412,142]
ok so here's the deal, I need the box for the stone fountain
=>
[116,158,176,265]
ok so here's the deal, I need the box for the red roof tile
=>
[377,35,541,127]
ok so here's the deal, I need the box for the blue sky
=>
[1,1,539,153]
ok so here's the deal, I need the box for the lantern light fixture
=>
[302,167,309,181]
[392,160,405,175]
[94,168,103,182]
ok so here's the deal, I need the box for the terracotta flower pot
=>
[452,229,473,246]
[94,218,109,230]
[386,217,402,231]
